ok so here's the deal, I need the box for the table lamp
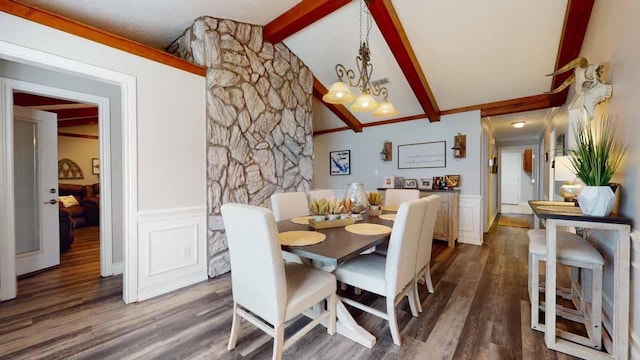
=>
[554,156,582,202]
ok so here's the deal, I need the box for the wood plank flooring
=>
[0,218,582,359]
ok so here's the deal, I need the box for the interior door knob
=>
[44,199,58,205]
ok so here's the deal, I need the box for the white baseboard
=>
[137,206,207,301]
[111,262,123,276]
[459,195,482,246]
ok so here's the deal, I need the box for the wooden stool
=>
[527,229,604,350]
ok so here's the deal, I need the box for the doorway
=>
[0,79,113,301]
[499,146,535,215]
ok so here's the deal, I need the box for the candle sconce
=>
[451,133,466,159]
[380,140,392,161]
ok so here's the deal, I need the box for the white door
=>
[14,106,60,277]
[501,153,521,205]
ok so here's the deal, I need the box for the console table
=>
[377,188,459,247]
[529,201,632,359]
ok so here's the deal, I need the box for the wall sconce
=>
[451,133,466,158]
[380,140,392,161]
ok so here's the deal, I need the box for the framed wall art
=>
[404,178,418,189]
[419,178,433,190]
[329,150,351,175]
[397,141,446,169]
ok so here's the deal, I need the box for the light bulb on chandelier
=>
[322,0,397,117]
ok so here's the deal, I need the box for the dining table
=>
[276,212,395,349]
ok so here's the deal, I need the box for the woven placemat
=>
[379,214,396,221]
[381,206,398,212]
[537,205,583,214]
[290,216,314,225]
[278,231,326,246]
[345,223,392,236]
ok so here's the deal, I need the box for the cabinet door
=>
[523,149,533,173]
[433,199,449,239]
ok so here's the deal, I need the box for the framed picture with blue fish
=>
[329,150,351,175]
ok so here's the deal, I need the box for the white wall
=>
[0,12,207,301]
[313,111,484,245]
[313,111,482,195]
[573,0,640,356]
[57,125,100,186]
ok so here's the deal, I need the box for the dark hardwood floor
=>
[0,219,580,359]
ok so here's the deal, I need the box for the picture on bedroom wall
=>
[330,150,351,175]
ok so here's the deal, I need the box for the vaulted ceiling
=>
[16,0,593,135]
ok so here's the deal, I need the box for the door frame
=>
[4,79,112,275]
[497,144,539,213]
[0,41,138,303]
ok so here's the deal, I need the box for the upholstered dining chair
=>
[334,198,427,346]
[413,195,441,312]
[270,192,309,221]
[307,189,336,201]
[221,203,337,360]
[383,189,420,208]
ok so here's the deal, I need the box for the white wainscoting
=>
[137,206,207,301]
[631,231,640,359]
[459,195,483,246]
[587,229,640,358]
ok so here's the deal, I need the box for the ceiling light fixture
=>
[322,0,397,117]
[511,121,526,128]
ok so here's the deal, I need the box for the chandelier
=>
[322,0,398,117]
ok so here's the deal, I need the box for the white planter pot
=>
[578,186,615,216]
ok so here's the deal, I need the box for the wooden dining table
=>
[276,213,394,349]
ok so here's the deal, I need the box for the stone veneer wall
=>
[168,17,314,277]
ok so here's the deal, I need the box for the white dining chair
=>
[271,192,310,264]
[334,198,427,346]
[383,189,420,208]
[307,189,336,201]
[221,203,337,360]
[413,195,441,312]
[270,192,309,221]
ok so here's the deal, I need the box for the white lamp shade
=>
[322,81,356,104]
[350,93,379,112]
[554,156,576,181]
[372,101,398,117]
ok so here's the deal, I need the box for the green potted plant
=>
[569,117,626,216]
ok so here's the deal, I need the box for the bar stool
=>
[527,229,604,350]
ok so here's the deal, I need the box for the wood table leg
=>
[613,225,631,359]
[303,298,376,349]
[545,220,558,349]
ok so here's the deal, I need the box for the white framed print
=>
[329,150,351,175]
[418,178,433,190]
[383,176,394,188]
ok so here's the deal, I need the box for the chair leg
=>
[227,302,241,351]
[414,279,423,314]
[425,262,434,294]
[387,297,402,346]
[272,324,285,360]
[327,293,337,335]
[591,265,603,350]
[530,255,541,331]
[407,286,419,318]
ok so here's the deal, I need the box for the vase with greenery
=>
[568,116,626,216]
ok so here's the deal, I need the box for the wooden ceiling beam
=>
[440,94,565,118]
[313,77,363,133]
[0,1,206,76]
[50,107,99,120]
[549,0,595,103]
[367,0,440,122]
[263,0,351,44]
[57,118,99,127]
[13,93,78,107]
